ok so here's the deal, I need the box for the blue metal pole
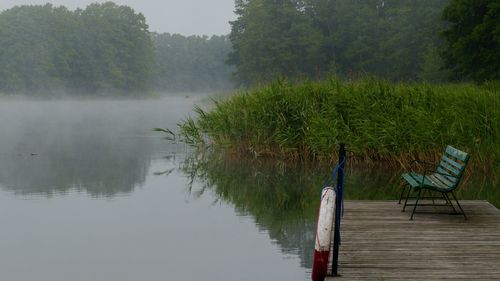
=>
[331,143,345,276]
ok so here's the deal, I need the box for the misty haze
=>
[0,1,498,281]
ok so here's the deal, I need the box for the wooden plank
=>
[440,155,464,172]
[401,173,421,187]
[445,145,469,162]
[431,172,457,187]
[325,201,500,280]
[427,174,452,189]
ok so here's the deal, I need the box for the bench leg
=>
[398,185,408,204]
[402,187,412,212]
[443,193,457,213]
[450,192,467,220]
[410,189,422,220]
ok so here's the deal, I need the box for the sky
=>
[0,0,236,35]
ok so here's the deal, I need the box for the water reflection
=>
[0,138,151,197]
[179,150,499,271]
[178,152,408,270]
[180,152,322,270]
[0,97,311,281]
[0,98,191,197]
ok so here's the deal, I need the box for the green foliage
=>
[442,0,500,82]
[180,78,499,167]
[228,0,323,86]
[418,44,451,83]
[76,2,154,93]
[0,4,75,93]
[153,127,176,141]
[178,149,499,268]
[228,0,451,85]
[182,150,499,210]
[0,2,235,95]
[151,33,234,92]
[0,2,154,95]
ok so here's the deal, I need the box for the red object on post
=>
[311,187,336,281]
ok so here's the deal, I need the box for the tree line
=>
[151,33,234,92]
[228,0,499,86]
[0,2,234,95]
[0,1,497,95]
[0,3,154,95]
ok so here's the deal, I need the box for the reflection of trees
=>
[0,139,151,197]
[179,151,499,271]
[0,103,156,198]
[180,153,409,269]
[180,152,323,269]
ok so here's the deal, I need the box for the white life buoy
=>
[311,187,336,281]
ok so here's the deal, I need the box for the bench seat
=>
[401,172,450,192]
[400,145,470,220]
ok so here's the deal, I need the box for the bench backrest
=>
[434,145,470,191]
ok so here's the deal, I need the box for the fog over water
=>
[0,97,187,197]
[0,0,235,35]
[0,96,309,281]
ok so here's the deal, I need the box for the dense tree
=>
[0,5,77,93]
[0,2,155,95]
[442,0,500,82]
[151,33,234,92]
[75,2,154,93]
[229,0,452,84]
[5,0,497,94]
[228,0,323,86]
[0,2,234,95]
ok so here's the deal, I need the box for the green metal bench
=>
[399,145,470,220]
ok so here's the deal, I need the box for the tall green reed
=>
[179,78,499,170]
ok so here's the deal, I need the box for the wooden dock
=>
[327,200,500,280]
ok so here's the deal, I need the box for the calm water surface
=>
[0,97,309,281]
[0,97,496,281]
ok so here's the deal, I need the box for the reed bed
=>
[179,78,499,170]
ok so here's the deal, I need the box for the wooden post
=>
[331,143,346,276]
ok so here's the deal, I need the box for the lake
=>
[0,96,311,281]
[0,97,496,281]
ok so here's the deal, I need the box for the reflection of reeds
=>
[178,78,498,173]
[176,149,499,269]
[180,149,499,214]
[180,149,324,221]
[181,150,325,268]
